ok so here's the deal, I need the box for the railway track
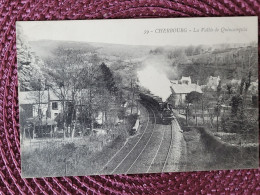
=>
[110,103,157,174]
[124,105,157,174]
[162,123,173,172]
[163,119,183,172]
[99,102,155,174]
[146,119,173,173]
[100,101,175,175]
[125,102,175,174]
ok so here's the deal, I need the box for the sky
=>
[17,16,258,46]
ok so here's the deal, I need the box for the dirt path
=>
[162,119,186,172]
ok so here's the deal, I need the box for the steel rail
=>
[162,121,174,172]
[100,103,150,173]
[110,102,155,174]
[125,104,157,174]
[146,125,167,173]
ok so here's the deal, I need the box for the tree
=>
[185,45,195,56]
[239,77,245,95]
[99,63,119,95]
[231,95,243,116]
[168,48,188,66]
[217,80,222,98]
[193,45,203,55]
[215,101,221,132]
[226,83,232,97]
[245,71,252,93]
[44,46,87,138]
[149,47,165,55]
[252,95,258,108]
[186,91,202,104]
[186,91,202,126]
[16,24,45,91]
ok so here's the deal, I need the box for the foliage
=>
[99,62,119,95]
[40,45,123,134]
[16,24,45,91]
[149,47,165,55]
[252,95,258,107]
[186,91,202,104]
[231,95,243,116]
[117,108,125,120]
[180,45,258,85]
[222,110,258,136]
[226,83,232,95]
[216,80,222,97]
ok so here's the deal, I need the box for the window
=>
[52,102,58,110]
[38,108,42,116]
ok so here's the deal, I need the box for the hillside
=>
[180,46,258,84]
[27,40,257,89]
[30,40,155,61]
[29,40,97,60]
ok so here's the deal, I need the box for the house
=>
[170,76,202,107]
[19,89,71,138]
[180,76,192,85]
[207,76,220,90]
[19,87,122,138]
[171,76,192,85]
[19,90,63,122]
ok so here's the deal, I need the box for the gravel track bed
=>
[147,125,172,173]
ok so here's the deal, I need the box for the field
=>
[22,134,127,177]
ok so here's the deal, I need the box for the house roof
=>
[19,88,89,104]
[170,83,203,94]
[181,76,191,80]
[19,90,60,104]
[170,80,179,84]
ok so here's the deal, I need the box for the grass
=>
[22,135,127,177]
[21,128,128,177]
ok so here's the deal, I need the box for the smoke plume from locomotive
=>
[137,66,172,101]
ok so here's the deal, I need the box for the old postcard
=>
[17,16,258,178]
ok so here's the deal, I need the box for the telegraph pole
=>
[130,79,135,114]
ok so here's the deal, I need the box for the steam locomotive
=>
[139,93,174,125]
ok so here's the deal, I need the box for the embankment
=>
[197,127,258,169]
[176,113,258,171]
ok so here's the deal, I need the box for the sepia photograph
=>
[17,17,258,178]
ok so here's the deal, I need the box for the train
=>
[139,93,174,125]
